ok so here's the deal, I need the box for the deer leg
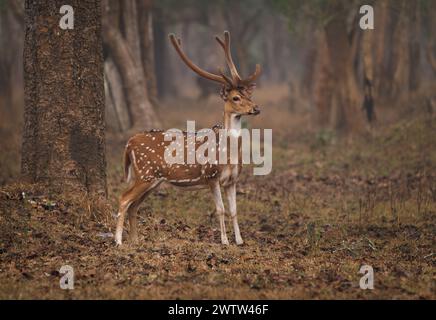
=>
[115,197,132,246]
[225,183,243,245]
[115,180,161,246]
[210,182,229,245]
[128,178,165,243]
[127,200,141,243]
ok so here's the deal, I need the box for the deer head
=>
[169,31,261,116]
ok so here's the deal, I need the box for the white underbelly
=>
[162,181,208,191]
[219,165,239,186]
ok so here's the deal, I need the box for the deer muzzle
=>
[250,106,260,115]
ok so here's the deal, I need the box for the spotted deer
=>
[115,31,261,246]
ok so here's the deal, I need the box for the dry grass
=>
[0,86,435,299]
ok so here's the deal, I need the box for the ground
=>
[0,87,435,299]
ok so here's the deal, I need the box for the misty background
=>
[0,0,435,183]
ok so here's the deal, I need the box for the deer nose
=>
[251,106,260,115]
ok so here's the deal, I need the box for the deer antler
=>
[169,31,261,88]
[218,67,234,87]
[169,34,227,85]
[240,64,261,86]
[215,31,241,86]
[215,31,261,87]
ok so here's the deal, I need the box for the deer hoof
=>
[115,236,123,246]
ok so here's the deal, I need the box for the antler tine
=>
[216,31,262,87]
[240,64,262,86]
[215,31,241,85]
[169,33,226,85]
[218,67,234,87]
[223,32,242,78]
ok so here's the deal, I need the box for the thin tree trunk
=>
[391,1,411,99]
[103,20,160,131]
[121,0,142,65]
[373,0,389,99]
[324,3,364,133]
[0,9,14,121]
[312,30,333,127]
[153,7,177,98]
[138,0,159,107]
[0,5,24,124]
[102,0,160,131]
[426,44,436,75]
[408,1,421,92]
[104,58,131,131]
[22,0,107,196]
[423,1,436,75]
[301,38,318,98]
[104,71,122,132]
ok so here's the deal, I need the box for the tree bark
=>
[153,6,177,98]
[104,58,131,131]
[102,25,160,131]
[426,44,436,75]
[102,0,160,131]
[423,1,436,75]
[373,0,389,99]
[312,30,333,127]
[104,71,121,132]
[391,1,411,99]
[408,1,421,92]
[121,0,142,64]
[138,0,159,107]
[324,3,364,133]
[22,0,107,196]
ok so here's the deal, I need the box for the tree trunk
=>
[391,1,411,100]
[0,9,14,122]
[312,30,333,127]
[102,0,160,131]
[104,58,131,131]
[301,21,319,99]
[426,44,436,75]
[103,25,160,131]
[373,0,389,99]
[408,1,421,92]
[423,1,436,75]
[153,7,177,98]
[22,0,107,196]
[121,0,142,64]
[324,3,364,133]
[0,4,24,125]
[104,71,121,132]
[138,0,159,107]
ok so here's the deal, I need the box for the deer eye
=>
[232,96,241,102]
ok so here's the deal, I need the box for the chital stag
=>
[115,31,261,246]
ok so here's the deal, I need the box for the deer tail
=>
[124,146,133,183]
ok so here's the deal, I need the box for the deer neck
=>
[223,112,241,137]
[223,111,242,169]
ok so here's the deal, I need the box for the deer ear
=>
[244,83,256,97]
[220,86,229,101]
